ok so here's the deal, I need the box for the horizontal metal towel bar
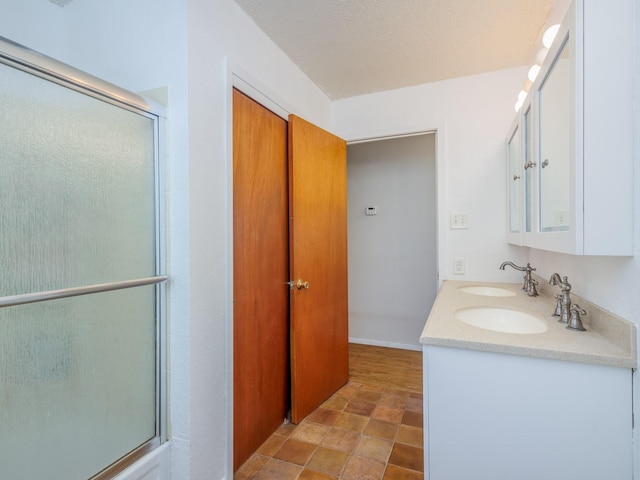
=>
[0,275,168,308]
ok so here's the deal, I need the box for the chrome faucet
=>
[549,273,572,324]
[568,304,587,331]
[499,261,538,297]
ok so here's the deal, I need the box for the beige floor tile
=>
[307,447,350,477]
[254,458,302,480]
[404,396,423,413]
[321,427,361,453]
[388,443,424,473]
[299,468,339,480]
[256,433,287,456]
[336,384,359,399]
[371,405,404,424]
[355,436,393,463]
[341,455,386,480]
[234,454,270,479]
[395,425,423,448]
[382,464,424,480]
[355,389,383,403]
[364,419,399,441]
[345,399,376,416]
[322,395,350,411]
[384,388,411,399]
[307,407,341,426]
[400,411,423,428]
[292,422,331,445]
[273,438,318,465]
[378,393,407,410]
[333,412,369,432]
[276,422,298,437]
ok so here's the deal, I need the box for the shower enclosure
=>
[0,38,167,479]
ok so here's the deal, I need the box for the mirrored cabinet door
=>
[537,34,571,233]
[507,123,521,241]
[505,0,633,255]
[522,104,533,241]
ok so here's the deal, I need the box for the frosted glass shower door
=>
[0,52,164,479]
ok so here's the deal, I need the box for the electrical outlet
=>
[450,213,468,229]
[454,257,465,275]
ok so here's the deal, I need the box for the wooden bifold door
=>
[233,89,349,470]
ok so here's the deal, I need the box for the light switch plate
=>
[450,213,468,229]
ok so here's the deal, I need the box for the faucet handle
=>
[552,294,563,316]
[567,304,587,331]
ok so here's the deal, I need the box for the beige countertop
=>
[420,279,637,368]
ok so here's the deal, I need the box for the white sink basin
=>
[458,286,516,297]
[455,306,547,334]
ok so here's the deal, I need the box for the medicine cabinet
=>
[506,0,634,255]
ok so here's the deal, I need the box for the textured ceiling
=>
[233,0,560,100]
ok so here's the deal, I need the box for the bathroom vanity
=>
[420,280,636,480]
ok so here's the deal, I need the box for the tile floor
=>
[234,380,424,479]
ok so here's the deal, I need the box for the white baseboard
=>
[349,337,422,352]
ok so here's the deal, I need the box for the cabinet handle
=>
[513,174,521,180]
[524,161,537,170]
[541,159,549,168]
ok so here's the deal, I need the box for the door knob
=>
[296,279,310,290]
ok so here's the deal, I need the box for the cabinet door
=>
[538,36,572,234]
[424,346,632,480]
[528,0,633,255]
[521,101,534,246]
[506,122,521,245]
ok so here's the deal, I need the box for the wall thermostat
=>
[365,206,378,216]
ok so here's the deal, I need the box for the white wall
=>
[334,68,530,287]
[1,0,333,479]
[347,135,437,349]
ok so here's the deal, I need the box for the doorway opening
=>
[346,133,438,351]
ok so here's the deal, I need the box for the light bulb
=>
[543,24,560,48]
[515,100,523,112]
[528,65,541,83]
[518,90,527,103]
[535,48,549,65]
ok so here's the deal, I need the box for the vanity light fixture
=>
[517,90,527,104]
[535,48,549,65]
[542,24,561,48]
[527,64,541,83]
[513,23,558,114]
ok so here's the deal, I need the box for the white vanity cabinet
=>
[507,0,634,255]
[423,346,633,480]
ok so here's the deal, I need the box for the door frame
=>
[346,131,440,351]
[224,61,300,478]
[223,60,448,478]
